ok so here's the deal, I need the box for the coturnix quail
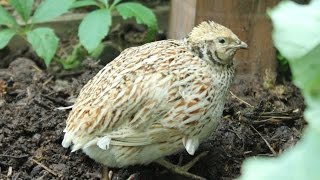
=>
[62,21,247,179]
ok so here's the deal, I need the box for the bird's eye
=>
[218,38,226,44]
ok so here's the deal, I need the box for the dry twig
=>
[0,154,28,159]
[31,159,59,177]
[229,91,254,108]
[250,125,277,155]
[245,110,302,124]
[43,76,54,86]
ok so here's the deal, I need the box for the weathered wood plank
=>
[168,0,197,39]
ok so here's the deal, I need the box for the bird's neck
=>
[182,38,235,87]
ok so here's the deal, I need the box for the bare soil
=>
[0,21,305,180]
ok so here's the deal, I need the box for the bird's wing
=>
[91,67,215,155]
[62,40,203,151]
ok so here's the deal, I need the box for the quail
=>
[62,21,248,179]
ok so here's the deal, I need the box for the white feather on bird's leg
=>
[97,136,111,150]
[183,136,199,155]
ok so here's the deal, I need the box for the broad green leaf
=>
[31,0,75,23]
[239,127,320,180]
[0,29,16,49]
[9,0,34,21]
[289,45,320,102]
[305,100,320,133]
[78,9,111,53]
[239,1,320,180]
[116,2,158,41]
[0,5,18,28]
[268,1,320,60]
[26,28,59,66]
[268,0,320,104]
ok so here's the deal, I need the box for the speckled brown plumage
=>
[62,21,247,170]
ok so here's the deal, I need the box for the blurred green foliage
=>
[0,0,74,67]
[73,0,158,53]
[0,0,158,68]
[239,1,320,179]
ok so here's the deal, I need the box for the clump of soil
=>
[0,56,305,180]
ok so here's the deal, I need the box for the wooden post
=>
[169,0,280,80]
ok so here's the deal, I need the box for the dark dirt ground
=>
[0,7,305,179]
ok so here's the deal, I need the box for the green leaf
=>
[9,0,34,22]
[268,0,320,103]
[0,5,18,28]
[26,28,59,67]
[90,42,105,59]
[31,0,75,23]
[290,45,320,102]
[239,1,320,180]
[268,1,320,60]
[70,0,100,9]
[78,9,112,53]
[59,57,81,69]
[239,127,320,180]
[0,29,16,49]
[59,44,85,69]
[116,2,158,41]
[305,98,320,133]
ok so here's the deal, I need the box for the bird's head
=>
[187,21,248,66]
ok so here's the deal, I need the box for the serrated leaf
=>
[78,9,111,53]
[0,29,16,49]
[70,0,100,9]
[9,0,34,22]
[26,28,59,66]
[116,2,158,41]
[31,0,75,23]
[0,5,18,28]
[268,1,320,60]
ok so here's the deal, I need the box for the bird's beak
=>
[239,41,248,49]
